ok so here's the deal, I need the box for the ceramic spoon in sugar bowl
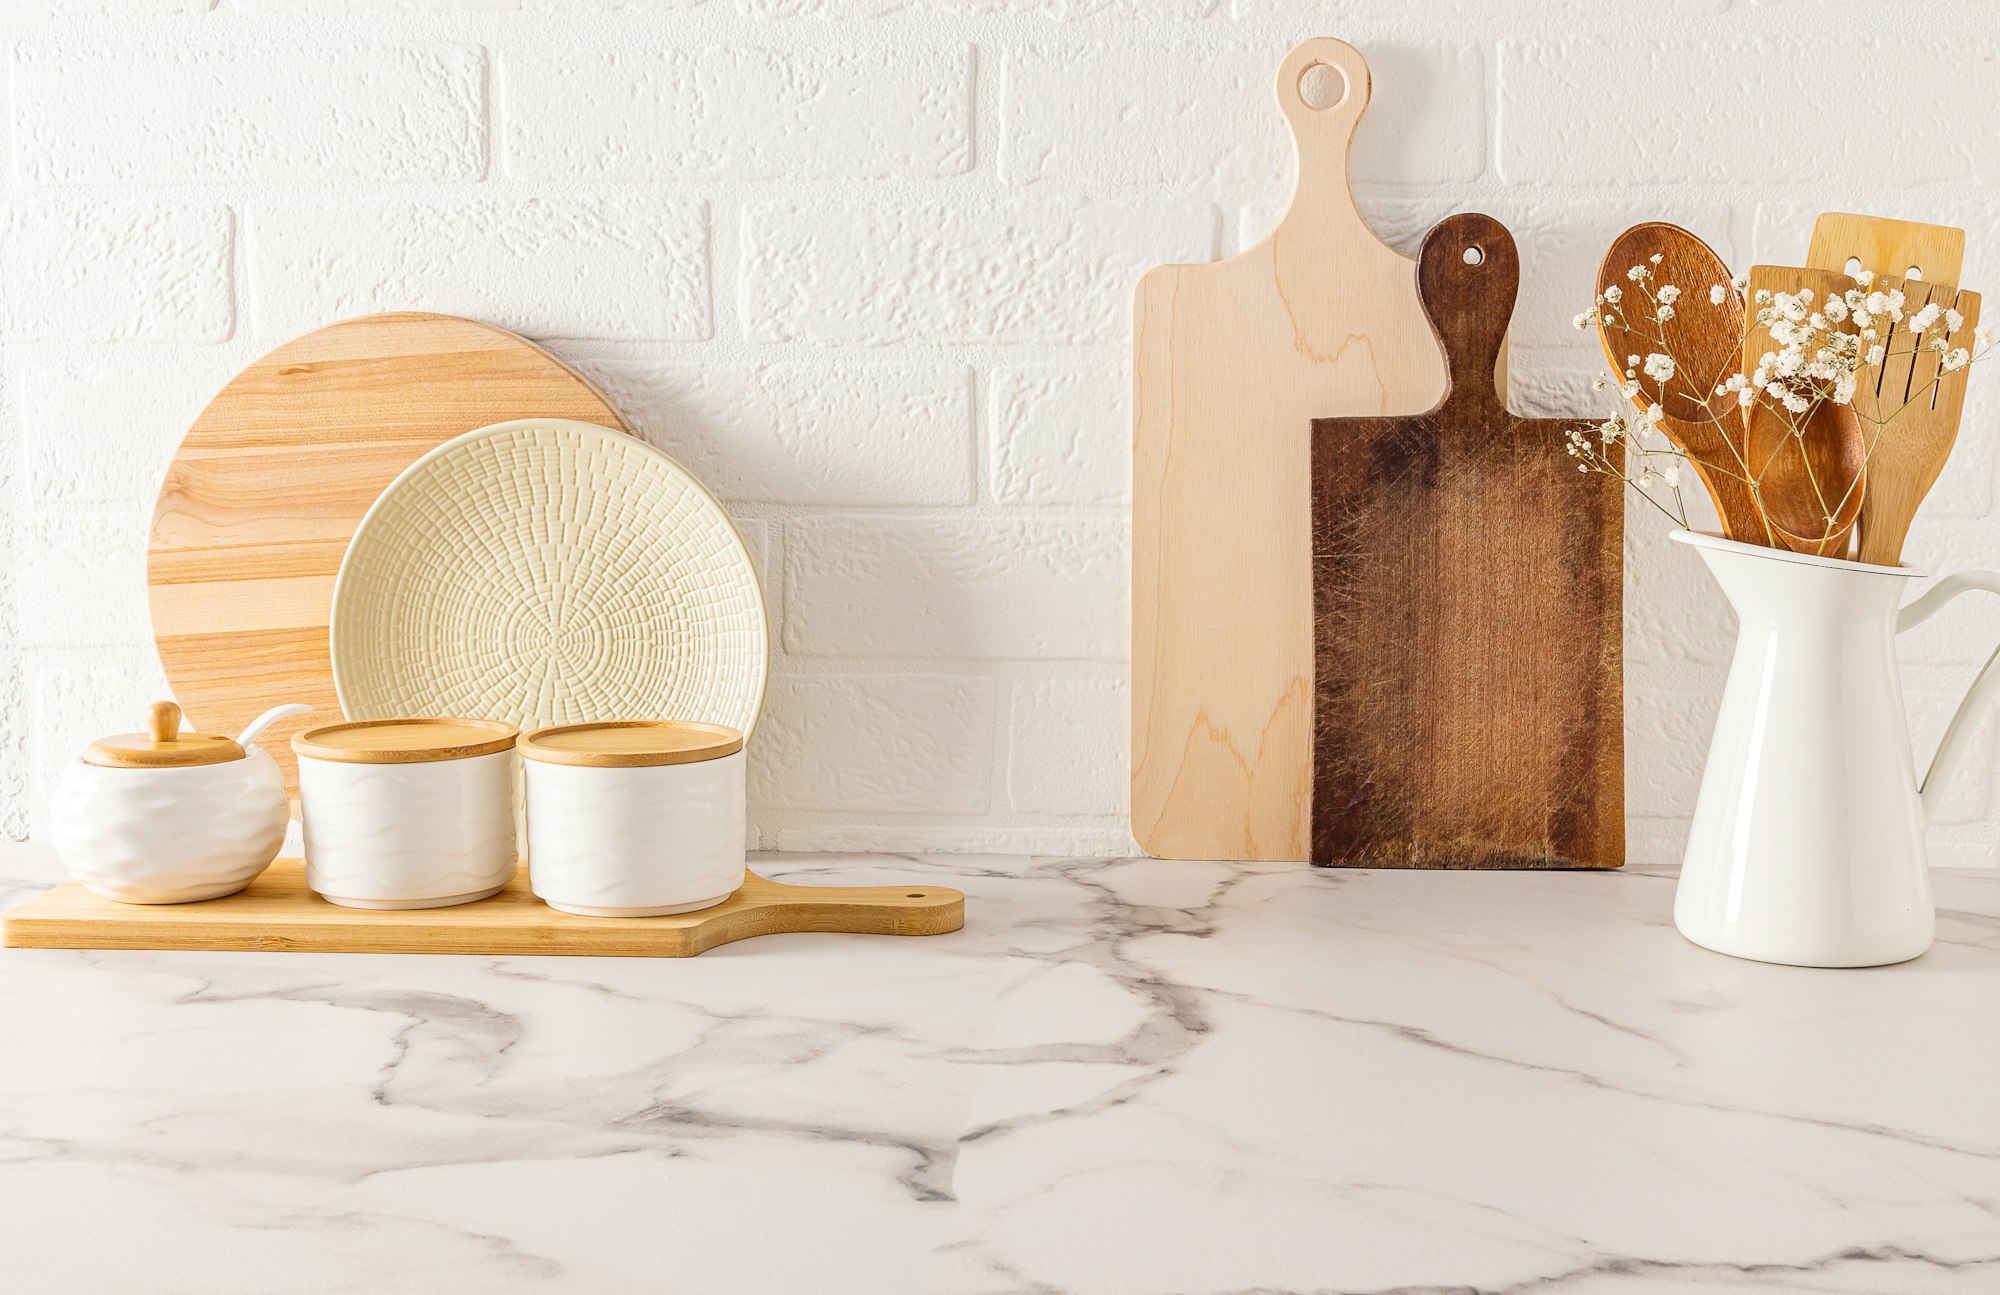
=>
[1595,224,1765,543]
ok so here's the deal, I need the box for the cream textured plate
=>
[331,419,768,740]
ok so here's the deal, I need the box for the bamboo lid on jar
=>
[84,701,245,768]
[292,718,518,765]
[518,721,744,768]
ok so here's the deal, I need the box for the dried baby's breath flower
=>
[1564,249,1990,542]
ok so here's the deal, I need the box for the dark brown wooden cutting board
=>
[1310,213,1623,869]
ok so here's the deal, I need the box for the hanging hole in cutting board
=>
[1906,264,1925,281]
[1462,245,1485,266]
[1298,61,1348,110]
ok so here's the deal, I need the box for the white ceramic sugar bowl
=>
[50,700,310,904]
[521,720,747,917]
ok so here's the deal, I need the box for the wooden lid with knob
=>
[83,701,246,768]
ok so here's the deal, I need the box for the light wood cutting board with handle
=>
[148,312,631,804]
[1311,214,1623,869]
[1131,37,1451,862]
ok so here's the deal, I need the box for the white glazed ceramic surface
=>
[526,750,746,917]
[1673,531,2000,967]
[50,748,289,904]
[299,749,518,910]
[330,419,769,744]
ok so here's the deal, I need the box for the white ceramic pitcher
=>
[1673,530,2000,967]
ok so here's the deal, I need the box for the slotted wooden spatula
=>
[1806,212,1964,292]
[1802,213,1978,566]
[1741,265,1868,557]
[1596,223,1762,541]
[1850,281,1983,566]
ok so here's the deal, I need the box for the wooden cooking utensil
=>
[1740,266,1869,557]
[148,313,631,803]
[1805,212,1964,293]
[1595,223,1764,542]
[1311,213,1622,869]
[1132,37,1453,862]
[1850,282,1983,565]
[1802,213,1975,563]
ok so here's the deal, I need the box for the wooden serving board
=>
[1132,38,1454,862]
[1310,213,1623,869]
[3,861,965,958]
[148,313,631,802]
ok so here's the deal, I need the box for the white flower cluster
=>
[1562,245,1992,538]
[1724,268,1979,421]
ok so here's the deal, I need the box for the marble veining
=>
[3,843,1999,1294]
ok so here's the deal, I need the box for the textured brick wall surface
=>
[4,1,2000,861]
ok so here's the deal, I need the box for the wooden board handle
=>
[1275,38,1371,236]
[1418,212,1516,414]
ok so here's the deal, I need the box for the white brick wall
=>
[6,2,2000,863]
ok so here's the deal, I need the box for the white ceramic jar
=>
[520,721,747,917]
[293,718,519,910]
[50,700,310,904]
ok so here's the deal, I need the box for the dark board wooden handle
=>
[1417,212,1516,419]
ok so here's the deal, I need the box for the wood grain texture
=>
[3,861,965,958]
[1595,223,1763,543]
[1802,214,1973,566]
[292,718,519,764]
[519,721,744,767]
[1740,266,1867,558]
[1850,282,1981,566]
[1131,38,1454,862]
[1311,213,1622,869]
[85,700,245,768]
[149,313,630,803]
[1805,213,1964,292]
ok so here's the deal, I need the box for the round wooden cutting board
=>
[148,312,631,804]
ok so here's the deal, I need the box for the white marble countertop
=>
[4,843,1999,1294]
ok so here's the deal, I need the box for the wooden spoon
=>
[1740,265,1868,558]
[1848,282,1983,565]
[1595,223,1764,541]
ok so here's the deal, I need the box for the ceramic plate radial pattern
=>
[331,419,768,739]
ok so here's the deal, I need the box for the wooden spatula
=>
[1596,223,1764,542]
[1849,282,1983,565]
[1740,265,1869,557]
[1803,215,1977,564]
[1806,212,1964,293]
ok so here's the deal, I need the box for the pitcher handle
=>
[1898,571,2000,824]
